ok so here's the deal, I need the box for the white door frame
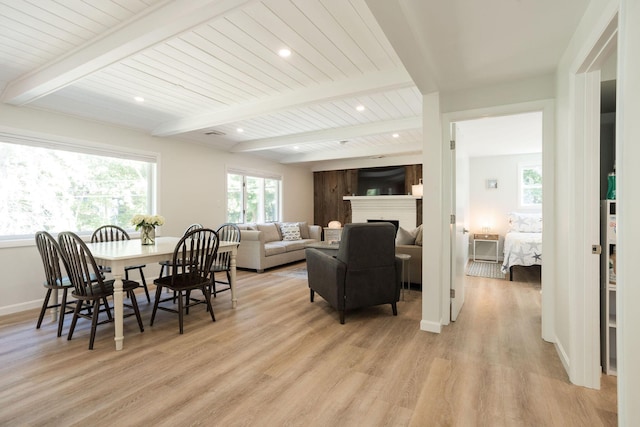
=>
[567,11,618,390]
[441,100,555,340]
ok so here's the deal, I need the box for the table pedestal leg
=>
[113,272,124,351]
[230,250,237,308]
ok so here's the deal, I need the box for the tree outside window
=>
[0,141,156,239]
[227,172,281,223]
[519,163,542,208]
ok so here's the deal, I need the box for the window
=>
[0,137,157,241]
[518,163,542,208]
[227,171,281,223]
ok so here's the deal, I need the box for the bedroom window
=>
[227,170,281,223]
[0,137,157,242]
[518,163,542,208]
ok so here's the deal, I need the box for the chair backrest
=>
[336,223,397,270]
[35,231,67,289]
[184,223,203,235]
[170,228,219,284]
[58,231,109,297]
[214,223,241,270]
[91,225,130,243]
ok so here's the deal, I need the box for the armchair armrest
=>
[305,248,346,309]
[308,225,322,241]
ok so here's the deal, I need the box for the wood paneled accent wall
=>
[313,164,423,228]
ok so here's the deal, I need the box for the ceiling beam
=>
[231,116,421,152]
[1,0,255,105]
[279,141,423,164]
[152,68,414,136]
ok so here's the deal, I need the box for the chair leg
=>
[57,289,69,337]
[310,289,315,302]
[391,302,398,316]
[339,310,345,324]
[89,299,101,350]
[138,267,150,303]
[203,285,215,322]
[150,285,163,326]
[36,289,53,329]
[177,291,184,334]
[67,300,83,341]
[127,290,144,332]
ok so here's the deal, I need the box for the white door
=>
[450,123,469,321]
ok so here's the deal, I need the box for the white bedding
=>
[501,231,542,274]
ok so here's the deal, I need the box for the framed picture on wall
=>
[487,179,498,189]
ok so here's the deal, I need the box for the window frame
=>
[0,130,159,248]
[226,168,282,224]
[517,161,543,209]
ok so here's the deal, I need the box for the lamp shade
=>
[328,220,342,229]
[411,184,423,197]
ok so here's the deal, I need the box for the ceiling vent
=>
[205,130,226,136]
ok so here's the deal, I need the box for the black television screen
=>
[357,166,406,196]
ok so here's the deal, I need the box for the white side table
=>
[395,253,411,300]
[473,233,499,263]
[323,227,343,243]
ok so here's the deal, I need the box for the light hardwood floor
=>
[0,263,616,426]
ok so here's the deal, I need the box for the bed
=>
[501,212,542,280]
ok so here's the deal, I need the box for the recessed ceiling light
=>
[356,105,365,112]
[237,128,244,133]
[134,96,144,103]
[392,133,400,138]
[278,48,291,58]
[293,146,299,150]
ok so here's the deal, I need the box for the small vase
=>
[140,225,155,245]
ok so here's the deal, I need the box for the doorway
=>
[441,100,555,343]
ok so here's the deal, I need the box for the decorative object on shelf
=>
[327,220,342,229]
[412,179,423,197]
[487,179,498,189]
[607,164,616,200]
[131,214,165,245]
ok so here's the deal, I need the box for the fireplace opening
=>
[367,219,400,236]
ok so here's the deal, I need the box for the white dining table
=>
[84,236,238,351]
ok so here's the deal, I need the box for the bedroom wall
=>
[0,103,314,315]
[468,153,542,260]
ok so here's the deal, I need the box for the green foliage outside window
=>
[0,142,153,238]
[520,165,542,206]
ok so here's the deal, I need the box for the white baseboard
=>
[420,319,442,333]
[555,338,570,379]
[0,299,41,317]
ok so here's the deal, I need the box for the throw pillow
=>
[395,227,416,245]
[257,223,281,243]
[279,223,302,241]
[414,224,423,246]
[296,221,310,239]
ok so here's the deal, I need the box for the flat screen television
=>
[357,166,406,196]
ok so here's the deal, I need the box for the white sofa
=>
[236,222,322,272]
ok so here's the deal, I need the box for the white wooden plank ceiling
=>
[0,0,591,165]
[0,0,422,165]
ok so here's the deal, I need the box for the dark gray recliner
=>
[305,222,401,324]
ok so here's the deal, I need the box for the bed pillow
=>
[507,212,543,233]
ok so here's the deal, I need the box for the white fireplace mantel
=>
[343,195,421,230]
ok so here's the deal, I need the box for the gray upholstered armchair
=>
[305,222,401,324]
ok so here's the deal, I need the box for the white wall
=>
[0,104,314,315]
[468,153,542,258]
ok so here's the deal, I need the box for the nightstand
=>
[473,233,499,263]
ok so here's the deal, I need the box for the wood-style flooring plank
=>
[0,262,616,426]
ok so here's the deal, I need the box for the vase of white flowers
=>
[131,214,165,245]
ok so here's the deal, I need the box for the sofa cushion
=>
[396,227,416,245]
[279,222,301,241]
[264,241,287,256]
[414,224,423,246]
[280,240,307,251]
[296,221,310,239]
[257,223,281,243]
